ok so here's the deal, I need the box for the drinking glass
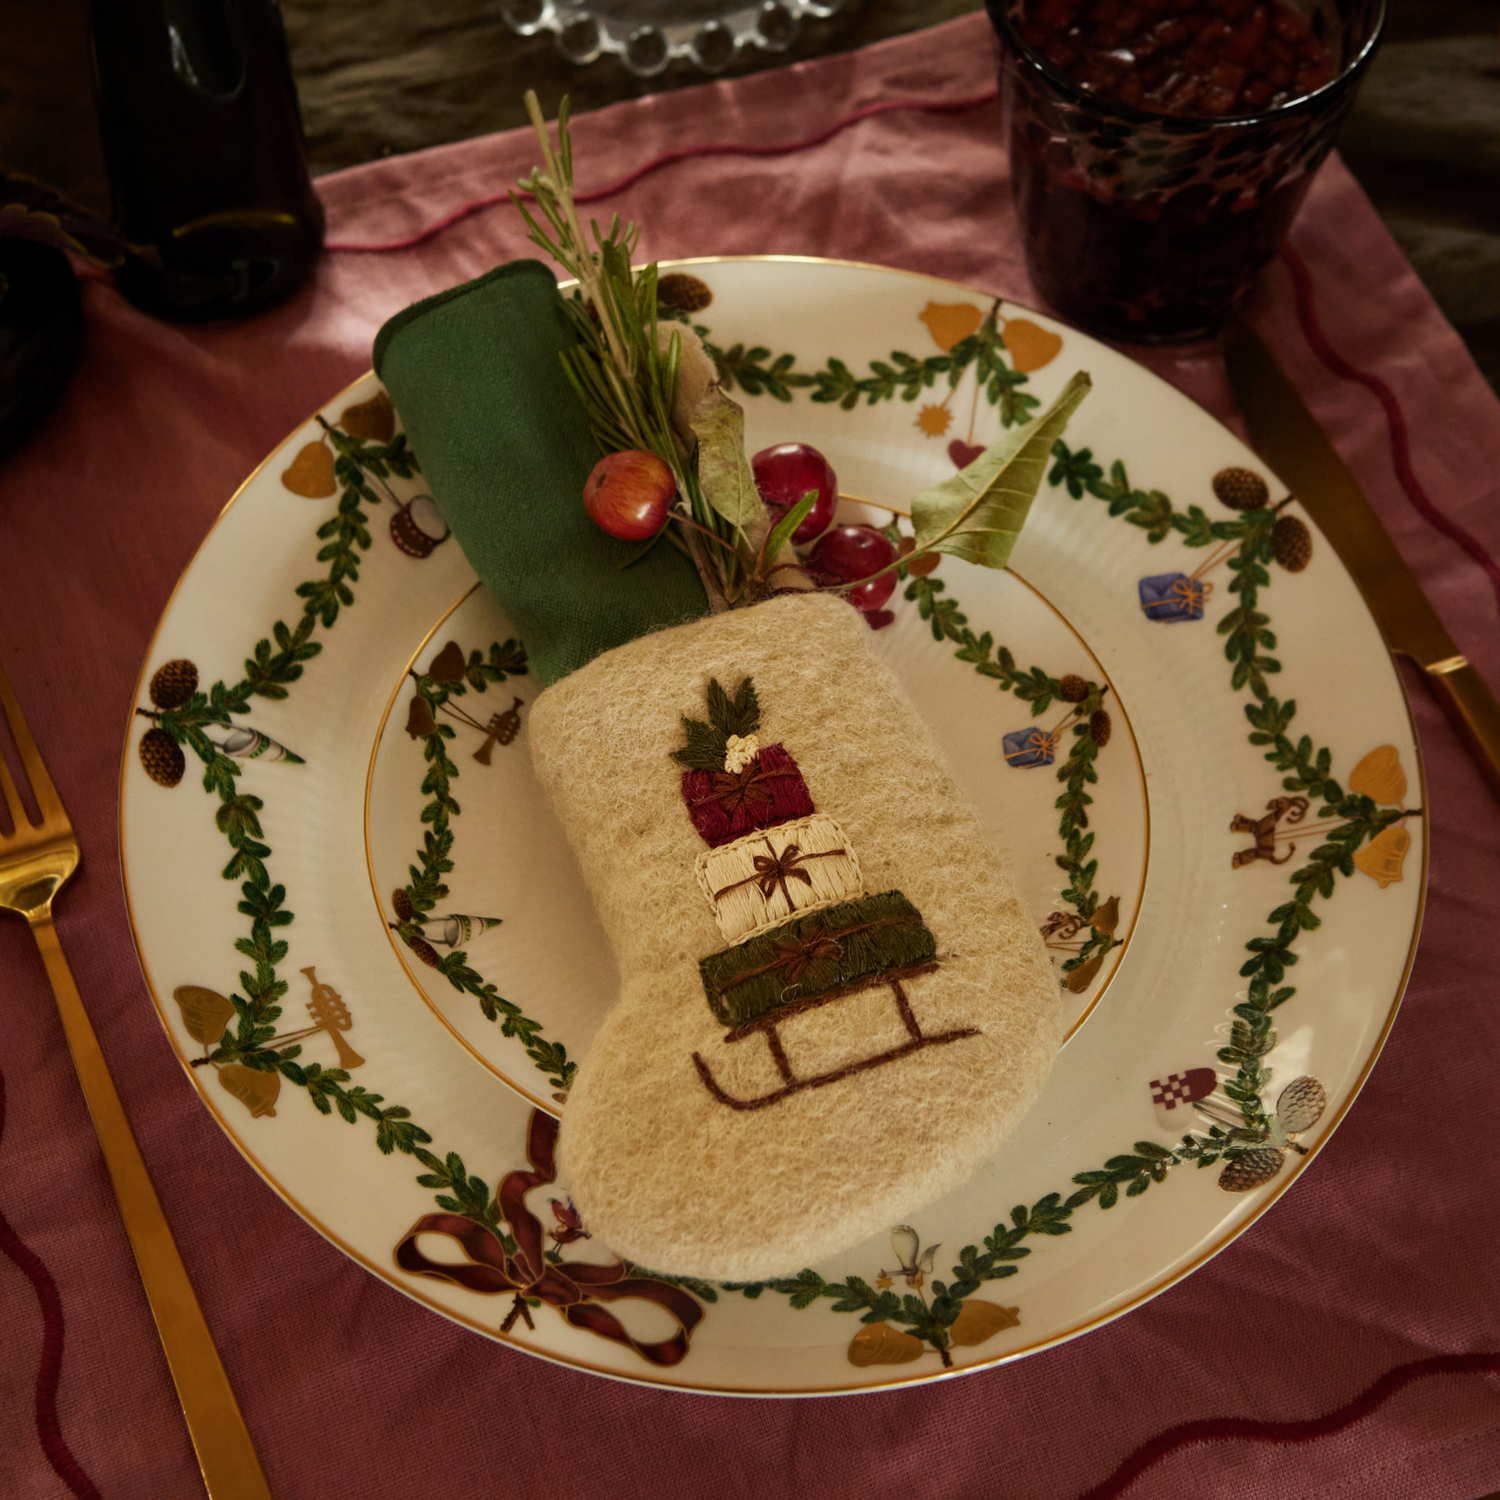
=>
[985,0,1387,343]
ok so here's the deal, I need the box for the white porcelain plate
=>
[121,258,1424,1394]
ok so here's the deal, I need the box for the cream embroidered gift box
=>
[528,592,1063,1283]
[696,813,864,943]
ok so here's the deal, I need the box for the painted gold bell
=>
[1349,744,1406,806]
[174,985,235,1046]
[1353,824,1410,888]
[218,1063,280,1118]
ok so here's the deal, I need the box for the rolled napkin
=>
[376,267,1061,1280]
[373,259,708,686]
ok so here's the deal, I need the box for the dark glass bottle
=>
[89,0,325,321]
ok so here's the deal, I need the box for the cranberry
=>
[1022,0,1333,117]
[809,525,898,613]
[843,573,898,613]
[751,443,838,545]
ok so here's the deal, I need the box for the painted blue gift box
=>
[1002,727,1058,769]
[1138,571,1210,623]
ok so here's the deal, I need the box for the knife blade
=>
[1222,320,1500,802]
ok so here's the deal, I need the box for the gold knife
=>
[1222,320,1500,803]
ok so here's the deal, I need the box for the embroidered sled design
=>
[676,678,979,1111]
[691,962,978,1111]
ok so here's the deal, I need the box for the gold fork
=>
[0,661,273,1500]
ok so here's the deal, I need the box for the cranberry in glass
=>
[751,442,838,544]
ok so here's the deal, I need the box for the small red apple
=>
[583,450,676,541]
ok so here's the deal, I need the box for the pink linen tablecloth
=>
[2,14,1498,1498]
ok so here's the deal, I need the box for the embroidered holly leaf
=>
[673,716,726,770]
[673,676,759,768]
[689,387,764,532]
[911,370,1092,569]
[713,676,759,737]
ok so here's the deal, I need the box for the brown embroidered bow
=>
[714,842,847,909]
[770,934,845,984]
[703,761,779,815]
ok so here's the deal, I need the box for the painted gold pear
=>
[917,301,983,353]
[1001,318,1064,373]
[340,390,395,442]
[281,441,337,497]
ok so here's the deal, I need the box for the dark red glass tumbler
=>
[986,0,1386,343]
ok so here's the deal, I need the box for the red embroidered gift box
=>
[680,744,813,847]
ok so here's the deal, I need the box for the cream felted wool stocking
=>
[529,591,1061,1282]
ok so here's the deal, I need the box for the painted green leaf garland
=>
[151,291,1418,1373]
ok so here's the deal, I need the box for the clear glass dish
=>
[499,0,849,76]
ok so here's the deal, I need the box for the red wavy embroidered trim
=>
[0,1068,103,1500]
[1076,1350,1500,1499]
[1280,242,1500,614]
[322,89,999,254]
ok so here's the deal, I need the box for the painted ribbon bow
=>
[1156,577,1213,612]
[394,1111,704,1366]
[1003,728,1058,765]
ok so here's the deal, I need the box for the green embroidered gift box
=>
[699,890,936,1030]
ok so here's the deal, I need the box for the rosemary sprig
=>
[513,93,743,608]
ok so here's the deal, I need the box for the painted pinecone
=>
[656,272,713,314]
[392,888,414,922]
[1212,467,1270,511]
[1089,709,1112,747]
[149,658,199,709]
[408,935,441,969]
[1059,673,1089,703]
[1276,1075,1327,1135]
[1218,1148,1285,1193]
[139,728,185,788]
[1272,515,1312,572]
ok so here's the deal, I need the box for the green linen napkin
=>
[373,260,709,685]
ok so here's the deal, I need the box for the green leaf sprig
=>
[909,370,1092,569]
[513,93,749,609]
[513,93,1091,609]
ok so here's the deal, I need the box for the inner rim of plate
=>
[364,569,1150,1113]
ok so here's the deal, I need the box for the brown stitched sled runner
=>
[693,967,977,1112]
[698,890,937,1029]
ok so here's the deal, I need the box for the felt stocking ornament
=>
[529,592,1058,1280]
[376,262,1064,1281]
